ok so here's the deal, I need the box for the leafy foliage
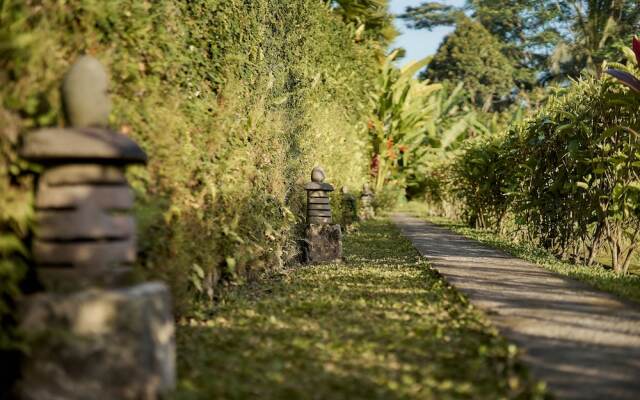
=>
[421,17,517,110]
[447,43,640,274]
[548,0,640,79]
[0,0,378,321]
[367,52,439,197]
[451,134,515,230]
[366,53,486,207]
[401,2,460,30]
[401,0,640,83]
[332,0,398,45]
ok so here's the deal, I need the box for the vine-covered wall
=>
[0,0,377,330]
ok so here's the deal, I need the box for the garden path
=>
[391,213,640,400]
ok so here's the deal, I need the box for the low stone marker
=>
[15,56,175,400]
[341,186,358,230]
[359,183,375,220]
[303,167,342,263]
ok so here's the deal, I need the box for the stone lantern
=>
[15,56,175,400]
[20,56,147,291]
[359,183,375,220]
[303,167,342,262]
[341,186,358,230]
[305,166,334,224]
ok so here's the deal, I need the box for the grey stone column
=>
[359,183,375,220]
[340,186,358,231]
[303,167,342,263]
[15,56,175,400]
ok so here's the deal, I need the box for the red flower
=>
[633,36,640,66]
[370,154,379,176]
[385,137,394,150]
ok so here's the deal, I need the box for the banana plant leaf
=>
[605,69,640,93]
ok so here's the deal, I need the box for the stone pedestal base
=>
[304,224,342,263]
[16,282,175,400]
[359,205,375,221]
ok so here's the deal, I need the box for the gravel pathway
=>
[391,213,640,400]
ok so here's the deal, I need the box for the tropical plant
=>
[367,51,440,194]
[605,36,640,93]
[404,82,487,199]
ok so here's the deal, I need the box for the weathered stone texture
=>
[20,127,147,163]
[62,55,111,128]
[43,164,126,186]
[341,186,358,229]
[16,282,176,400]
[359,184,375,220]
[304,224,342,263]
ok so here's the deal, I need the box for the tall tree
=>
[422,17,516,110]
[401,0,640,82]
[549,0,640,79]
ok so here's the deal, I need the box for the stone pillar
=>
[340,186,358,231]
[15,56,175,400]
[303,167,342,263]
[359,183,375,220]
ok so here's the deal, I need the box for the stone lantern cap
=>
[20,127,147,165]
[304,166,334,191]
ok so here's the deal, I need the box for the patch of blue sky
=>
[389,0,465,66]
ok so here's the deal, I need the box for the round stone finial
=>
[311,166,325,183]
[62,55,111,128]
[341,186,349,194]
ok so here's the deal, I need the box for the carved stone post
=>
[340,186,358,231]
[303,167,342,263]
[359,183,375,220]
[15,56,175,400]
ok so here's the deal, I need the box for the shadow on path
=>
[392,213,640,400]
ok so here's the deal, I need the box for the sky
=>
[389,0,465,66]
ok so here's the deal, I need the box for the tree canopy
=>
[422,17,516,110]
[401,0,640,83]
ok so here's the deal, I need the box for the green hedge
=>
[0,0,377,329]
[450,75,640,271]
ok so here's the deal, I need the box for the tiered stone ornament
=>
[359,183,375,220]
[305,166,333,224]
[303,167,342,263]
[341,186,358,229]
[16,56,175,400]
[20,56,147,291]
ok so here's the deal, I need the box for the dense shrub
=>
[0,0,377,324]
[451,134,515,230]
[515,77,640,271]
[451,73,640,273]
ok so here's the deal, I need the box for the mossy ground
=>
[173,219,546,399]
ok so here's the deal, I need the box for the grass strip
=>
[173,219,546,400]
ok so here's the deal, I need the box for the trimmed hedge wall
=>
[0,0,377,331]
